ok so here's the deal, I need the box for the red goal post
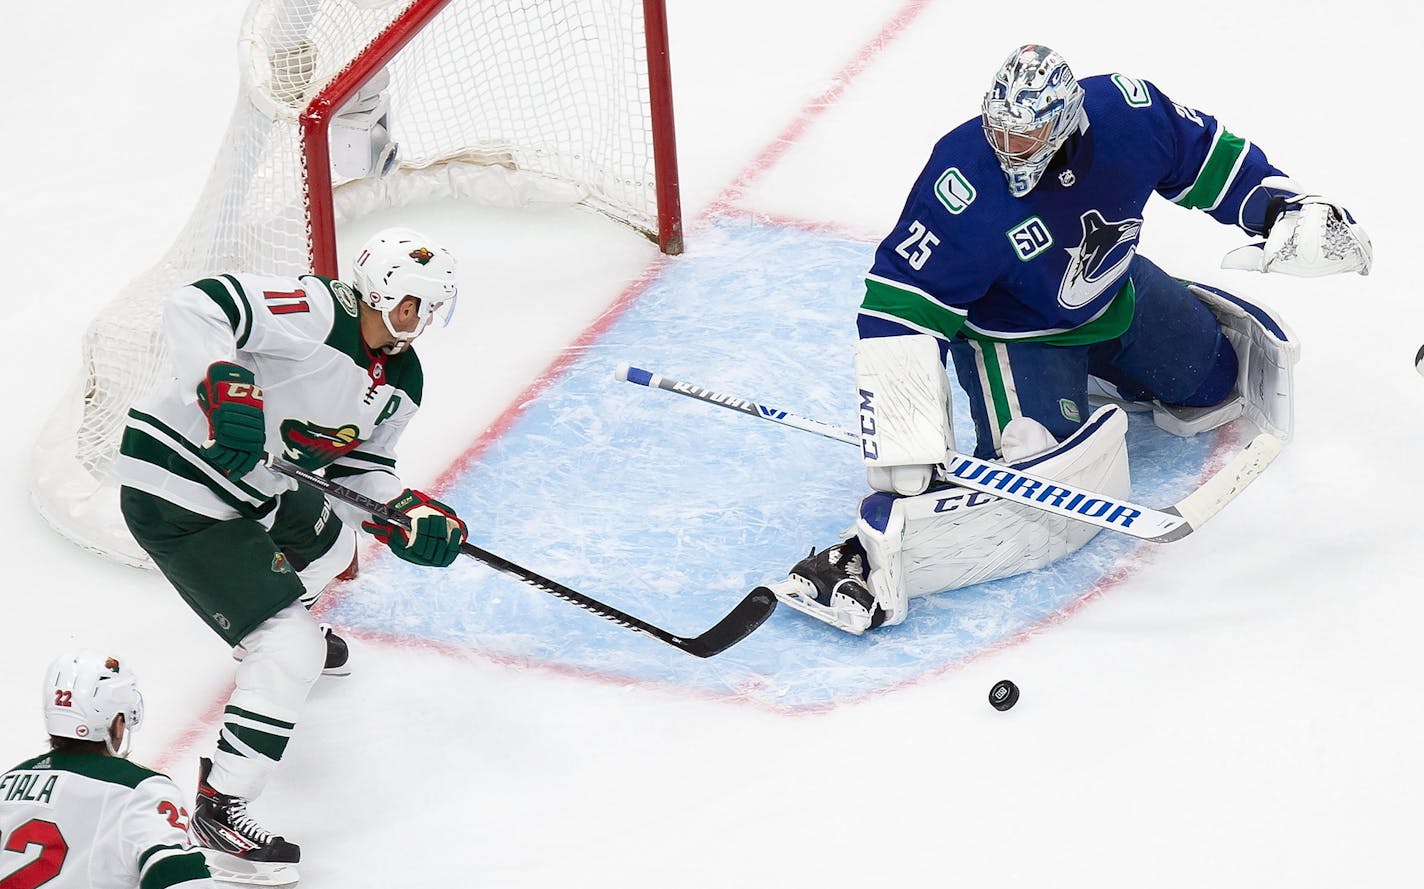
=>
[31,0,684,566]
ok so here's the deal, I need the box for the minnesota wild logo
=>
[271,553,292,574]
[279,419,364,468]
[408,247,434,265]
[331,280,359,317]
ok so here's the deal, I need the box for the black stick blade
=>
[680,587,778,657]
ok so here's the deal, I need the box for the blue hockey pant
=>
[946,254,1237,459]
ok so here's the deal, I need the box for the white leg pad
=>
[1152,285,1300,441]
[857,405,1130,603]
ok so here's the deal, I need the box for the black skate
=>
[190,757,300,886]
[755,539,886,634]
[319,624,350,676]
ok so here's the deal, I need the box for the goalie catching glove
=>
[1222,182,1372,277]
[362,489,467,567]
[196,361,267,476]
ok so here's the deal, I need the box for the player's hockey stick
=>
[616,363,1282,544]
[265,456,775,657]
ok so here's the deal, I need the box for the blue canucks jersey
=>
[859,74,1288,346]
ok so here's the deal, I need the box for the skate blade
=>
[202,849,300,886]
[758,580,871,635]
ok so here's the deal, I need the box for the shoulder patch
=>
[1006,216,1053,261]
[1110,74,1151,107]
[330,280,360,318]
[933,167,976,215]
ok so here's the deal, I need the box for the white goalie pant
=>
[857,405,1130,624]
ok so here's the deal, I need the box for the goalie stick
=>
[615,363,1282,544]
[265,456,775,657]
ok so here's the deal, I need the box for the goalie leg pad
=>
[857,404,1130,601]
[1196,283,1298,440]
[1151,284,1300,441]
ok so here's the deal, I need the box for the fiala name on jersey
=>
[1,771,59,804]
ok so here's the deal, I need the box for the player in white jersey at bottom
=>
[0,651,214,889]
[113,228,470,884]
[757,44,1368,634]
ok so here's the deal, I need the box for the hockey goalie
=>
[758,44,1369,634]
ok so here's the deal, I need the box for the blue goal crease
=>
[323,218,1227,710]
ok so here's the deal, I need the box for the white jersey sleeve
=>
[121,775,214,889]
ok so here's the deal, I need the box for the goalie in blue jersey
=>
[764,44,1372,634]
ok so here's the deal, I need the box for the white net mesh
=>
[32,0,674,566]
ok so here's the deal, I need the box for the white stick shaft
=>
[616,363,1282,543]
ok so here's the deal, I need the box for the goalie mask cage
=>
[31,0,683,567]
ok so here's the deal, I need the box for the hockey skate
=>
[756,539,887,635]
[318,624,351,676]
[231,623,350,677]
[190,757,300,886]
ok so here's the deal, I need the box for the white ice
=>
[3,1,1421,886]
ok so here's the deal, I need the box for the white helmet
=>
[351,227,459,354]
[43,650,144,758]
[981,44,1087,197]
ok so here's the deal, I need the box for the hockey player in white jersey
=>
[759,45,1370,635]
[114,227,468,884]
[0,651,214,889]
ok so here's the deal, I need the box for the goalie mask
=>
[981,44,1087,198]
[352,227,459,354]
[43,650,145,758]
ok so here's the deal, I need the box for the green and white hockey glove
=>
[362,489,467,568]
[195,361,267,476]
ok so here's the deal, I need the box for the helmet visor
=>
[418,293,457,329]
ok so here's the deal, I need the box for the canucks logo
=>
[1055,209,1141,310]
[408,247,435,265]
[279,419,364,468]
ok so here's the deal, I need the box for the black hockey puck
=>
[989,679,1019,711]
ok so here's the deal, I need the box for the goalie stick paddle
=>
[265,456,775,657]
[615,363,1283,544]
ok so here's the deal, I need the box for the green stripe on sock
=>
[226,723,291,761]
[977,343,1015,432]
[224,705,297,731]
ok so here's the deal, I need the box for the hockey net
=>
[31,0,683,566]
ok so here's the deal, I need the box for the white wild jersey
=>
[114,272,423,523]
[0,754,212,888]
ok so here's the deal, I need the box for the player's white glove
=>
[1222,194,1372,278]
